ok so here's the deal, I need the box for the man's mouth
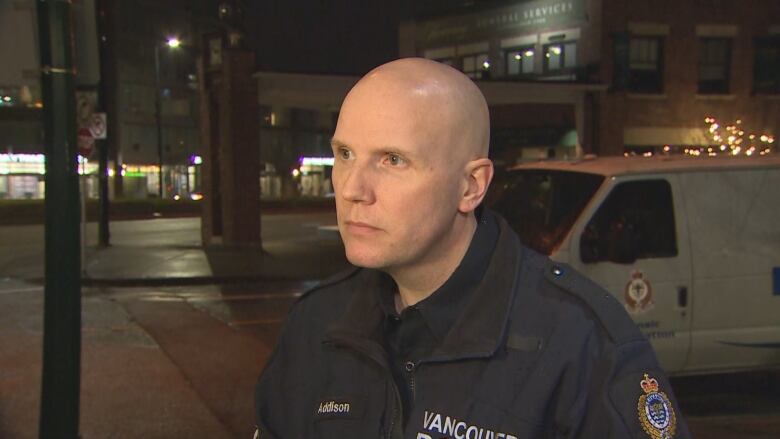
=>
[344,220,382,233]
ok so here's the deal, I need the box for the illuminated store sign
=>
[300,157,335,167]
[0,154,45,164]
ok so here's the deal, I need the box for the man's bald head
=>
[342,58,490,162]
[331,58,495,286]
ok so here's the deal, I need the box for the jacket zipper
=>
[323,335,404,439]
[404,361,416,402]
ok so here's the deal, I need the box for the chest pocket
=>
[414,341,549,437]
[471,337,546,418]
[313,394,380,438]
[313,345,391,438]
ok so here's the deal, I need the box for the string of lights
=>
[624,117,775,158]
[686,117,774,157]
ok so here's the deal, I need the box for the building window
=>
[462,53,490,79]
[543,41,577,73]
[580,179,678,264]
[754,37,780,94]
[506,47,536,76]
[698,38,732,94]
[629,36,664,93]
[433,58,454,66]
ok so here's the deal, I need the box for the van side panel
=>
[681,167,780,373]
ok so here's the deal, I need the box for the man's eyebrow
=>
[330,138,418,160]
[330,138,347,149]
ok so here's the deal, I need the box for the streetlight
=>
[154,36,182,199]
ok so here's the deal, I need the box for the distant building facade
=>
[396,0,780,159]
[105,0,213,199]
[0,1,47,199]
[0,0,213,200]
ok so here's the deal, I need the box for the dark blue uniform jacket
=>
[254,215,691,439]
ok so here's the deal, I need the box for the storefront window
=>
[0,85,41,107]
[544,42,577,73]
[293,157,334,198]
[9,175,42,199]
[506,47,535,76]
[462,53,490,79]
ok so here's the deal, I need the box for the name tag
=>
[313,396,365,421]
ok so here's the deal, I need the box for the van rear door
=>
[680,167,780,373]
[567,175,693,374]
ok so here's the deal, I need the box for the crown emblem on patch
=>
[640,374,660,393]
[637,373,677,439]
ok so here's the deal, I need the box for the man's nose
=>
[339,161,375,204]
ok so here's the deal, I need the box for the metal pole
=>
[96,0,112,247]
[36,0,81,437]
[155,44,164,199]
[80,163,87,276]
[97,130,111,246]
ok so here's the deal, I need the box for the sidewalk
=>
[0,214,349,439]
[0,214,349,285]
[0,279,272,439]
[79,237,348,286]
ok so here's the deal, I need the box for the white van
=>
[488,155,780,376]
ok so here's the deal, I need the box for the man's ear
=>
[458,158,494,214]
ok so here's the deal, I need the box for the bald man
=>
[254,58,689,439]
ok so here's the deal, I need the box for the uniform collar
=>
[376,209,499,342]
[325,210,524,362]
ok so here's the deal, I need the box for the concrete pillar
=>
[199,48,260,247]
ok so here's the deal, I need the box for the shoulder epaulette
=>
[297,266,362,302]
[542,261,643,345]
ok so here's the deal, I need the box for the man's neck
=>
[388,214,477,312]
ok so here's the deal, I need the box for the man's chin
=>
[344,247,388,270]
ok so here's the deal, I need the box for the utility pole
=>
[37,0,81,438]
[96,0,114,246]
[154,44,164,199]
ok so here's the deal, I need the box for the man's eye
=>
[338,148,352,160]
[387,153,405,166]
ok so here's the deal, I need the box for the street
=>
[1,213,779,438]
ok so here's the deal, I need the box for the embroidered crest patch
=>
[637,374,677,439]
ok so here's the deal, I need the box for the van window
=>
[487,170,604,255]
[580,179,677,264]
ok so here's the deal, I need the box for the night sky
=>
[245,0,402,75]
[243,0,507,75]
